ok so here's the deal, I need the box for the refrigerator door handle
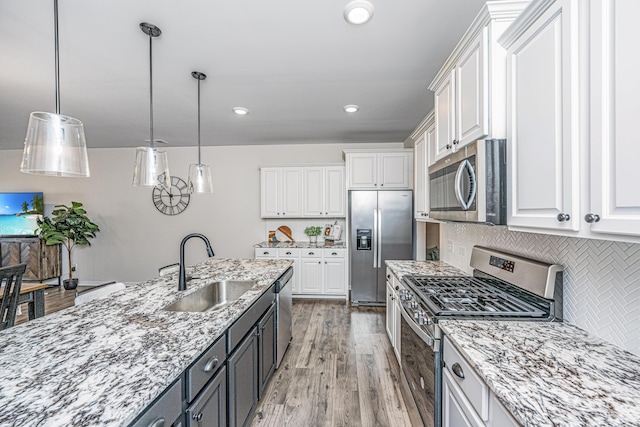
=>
[372,208,378,268]
[377,208,382,268]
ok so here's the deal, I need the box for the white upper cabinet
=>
[262,166,345,219]
[500,0,581,232]
[429,2,528,162]
[345,150,413,190]
[412,111,435,220]
[499,0,640,243]
[588,0,640,237]
[260,167,303,218]
[302,166,345,217]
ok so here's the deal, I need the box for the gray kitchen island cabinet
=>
[186,366,227,427]
[228,326,259,427]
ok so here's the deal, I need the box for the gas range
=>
[397,246,564,427]
[400,246,564,338]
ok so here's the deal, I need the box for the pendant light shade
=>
[133,146,170,188]
[21,0,90,177]
[133,22,171,188]
[187,71,214,194]
[21,112,90,177]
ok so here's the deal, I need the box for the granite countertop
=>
[0,258,292,427]
[440,321,640,427]
[254,241,347,249]
[385,260,466,280]
[386,260,640,426]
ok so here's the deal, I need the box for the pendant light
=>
[21,0,90,177]
[132,22,171,188]
[187,71,214,194]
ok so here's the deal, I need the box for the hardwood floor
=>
[252,300,413,427]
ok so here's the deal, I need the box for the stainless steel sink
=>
[162,280,256,313]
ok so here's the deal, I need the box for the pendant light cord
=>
[53,0,61,114]
[197,78,202,166]
[148,32,154,150]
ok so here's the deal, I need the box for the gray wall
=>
[442,222,640,356]
[0,142,402,283]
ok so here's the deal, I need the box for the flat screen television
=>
[0,192,44,237]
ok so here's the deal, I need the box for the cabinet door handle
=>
[263,251,269,255]
[451,363,465,379]
[203,356,219,373]
[453,139,459,145]
[309,252,315,255]
[446,144,452,150]
[557,213,571,222]
[192,412,203,422]
[585,213,600,223]
[149,418,165,427]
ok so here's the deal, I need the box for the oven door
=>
[399,307,441,427]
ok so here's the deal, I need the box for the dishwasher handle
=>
[275,266,294,293]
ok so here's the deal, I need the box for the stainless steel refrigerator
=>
[349,190,413,305]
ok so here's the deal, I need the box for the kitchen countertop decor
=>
[254,241,347,249]
[0,258,292,427]
[439,320,640,427]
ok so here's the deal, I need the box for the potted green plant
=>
[304,226,322,245]
[36,201,100,290]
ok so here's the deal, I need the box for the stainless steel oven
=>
[429,139,506,225]
[399,300,440,427]
[398,246,564,427]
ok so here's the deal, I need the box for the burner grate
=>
[405,276,547,317]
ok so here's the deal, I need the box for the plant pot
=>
[309,235,318,244]
[63,278,79,290]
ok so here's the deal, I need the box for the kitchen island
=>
[0,258,292,426]
[386,260,640,427]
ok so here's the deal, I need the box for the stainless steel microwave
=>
[428,139,506,225]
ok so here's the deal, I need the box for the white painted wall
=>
[441,222,640,356]
[0,142,402,283]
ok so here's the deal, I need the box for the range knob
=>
[410,301,419,309]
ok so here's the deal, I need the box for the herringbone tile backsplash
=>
[442,223,640,356]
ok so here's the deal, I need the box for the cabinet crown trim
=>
[408,110,435,142]
[498,0,560,49]
[428,0,529,91]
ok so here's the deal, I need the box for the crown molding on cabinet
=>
[428,0,530,92]
[498,0,559,49]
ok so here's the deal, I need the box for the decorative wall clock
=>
[152,176,190,215]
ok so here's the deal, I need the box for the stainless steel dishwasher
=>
[274,267,293,369]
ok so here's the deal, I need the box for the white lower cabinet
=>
[385,270,402,365]
[443,337,518,427]
[255,248,346,297]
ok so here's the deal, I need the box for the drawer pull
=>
[309,252,315,255]
[452,362,465,379]
[149,418,165,427]
[286,251,292,255]
[263,251,269,255]
[332,252,337,256]
[203,356,219,373]
[192,412,203,422]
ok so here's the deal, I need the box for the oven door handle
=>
[400,304,435,348]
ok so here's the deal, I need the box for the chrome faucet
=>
[178,233,215,291]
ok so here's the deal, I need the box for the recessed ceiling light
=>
[232,107,249,115]
[344,1,374,25]
[344,104,359,113]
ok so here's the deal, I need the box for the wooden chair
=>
[0,263,27,331]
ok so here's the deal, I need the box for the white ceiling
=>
[0,0,486,150]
